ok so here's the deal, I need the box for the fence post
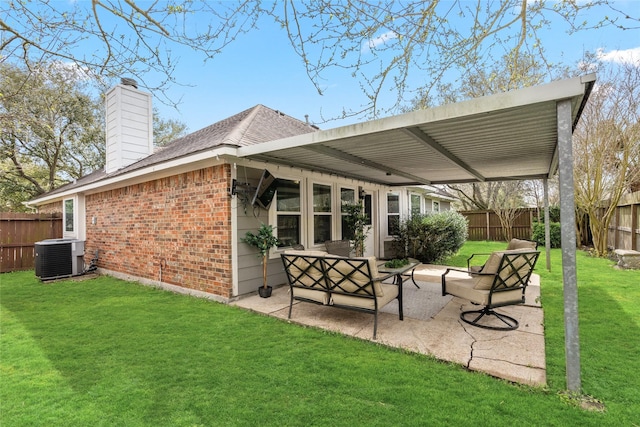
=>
[614,207,620,250]
[632,203,638,251]
[485,211,490,240]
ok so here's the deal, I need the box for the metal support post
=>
[557,99,581,392]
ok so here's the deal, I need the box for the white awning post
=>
[557,99,582,392]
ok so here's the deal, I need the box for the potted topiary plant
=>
[242,223,280,298]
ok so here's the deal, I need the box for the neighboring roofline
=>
[405,185,458,202]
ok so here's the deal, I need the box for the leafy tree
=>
[0,62,104,210]
[153,109,188,147]
[1,1,637,116]
[0,62,188,211]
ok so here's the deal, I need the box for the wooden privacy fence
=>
[0,212,62,273]
[459,209,536,241]
[607,192,640,251]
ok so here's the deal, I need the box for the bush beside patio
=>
[1,242,639,425]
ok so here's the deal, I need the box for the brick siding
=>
[85,165,233,298]
[38,202,62,215]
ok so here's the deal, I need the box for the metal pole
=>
[557,99,581,392]
[544,178,551,271]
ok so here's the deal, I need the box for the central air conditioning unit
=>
[35,239,85,281]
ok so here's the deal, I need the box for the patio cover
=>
[238,73,596,393]
[237,74,595,186]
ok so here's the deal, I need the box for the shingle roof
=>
[117,104,318,174]
[35,105,318,199]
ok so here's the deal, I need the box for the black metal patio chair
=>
[442,250,540,330]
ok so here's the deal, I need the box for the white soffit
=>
[238,74,596,186]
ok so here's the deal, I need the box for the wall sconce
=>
[358,186,365,199]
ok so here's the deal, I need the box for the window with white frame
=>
[432,200,441,213]
[64,198,75,233]
[340,187,356,240]
[275,179,301,248]
[410,193,421,217]
[312,183,332,244]
[387,192,400,236]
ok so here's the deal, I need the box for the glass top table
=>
[377,259,421,288]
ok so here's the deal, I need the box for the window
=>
[64,198,74,232]
[340,187,356,240]
[410,193,421,217]
[387,193,400,236]
[275,179,301,248]
[432,200,440,213]
[313,183,332,244]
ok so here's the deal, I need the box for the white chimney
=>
[105,79,153,174]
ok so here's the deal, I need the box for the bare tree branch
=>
[1,1,636,118]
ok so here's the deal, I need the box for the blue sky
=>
[7,1,638,132]
[151,1,639,134]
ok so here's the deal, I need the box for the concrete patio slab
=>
[231,264,546,387]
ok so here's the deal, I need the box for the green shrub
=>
[393,211,468,263]
[533,205,561,224]
[532,221,562,248]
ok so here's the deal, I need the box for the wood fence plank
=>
[0,213,62,273]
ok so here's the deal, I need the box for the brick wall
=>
[85,165,233,298]
[38,202,62,215]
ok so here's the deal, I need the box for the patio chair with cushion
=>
[324,239,352,257]
[442,250,540,330]
[467,238,537,272]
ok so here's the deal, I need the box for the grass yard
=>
[1,242,639,426]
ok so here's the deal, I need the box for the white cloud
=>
[596,47,640,65]
[363,31,398,52]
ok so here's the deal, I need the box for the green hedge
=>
[532,221,562,248]
[392,211,468,263]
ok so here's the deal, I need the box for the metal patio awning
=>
[238,73,596,393]
[237,74,595,186]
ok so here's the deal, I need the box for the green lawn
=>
[1,242,639,426]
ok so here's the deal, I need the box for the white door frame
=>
[361,190,378,258]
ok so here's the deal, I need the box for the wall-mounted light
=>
[358,186,365,199]
[228,179,237,197]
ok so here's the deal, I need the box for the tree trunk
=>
[262,255,268,289]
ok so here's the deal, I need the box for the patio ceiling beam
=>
[246,154,394,186]
[303,144,431,185]
[401,127,486,182]
[429,173,550,185]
